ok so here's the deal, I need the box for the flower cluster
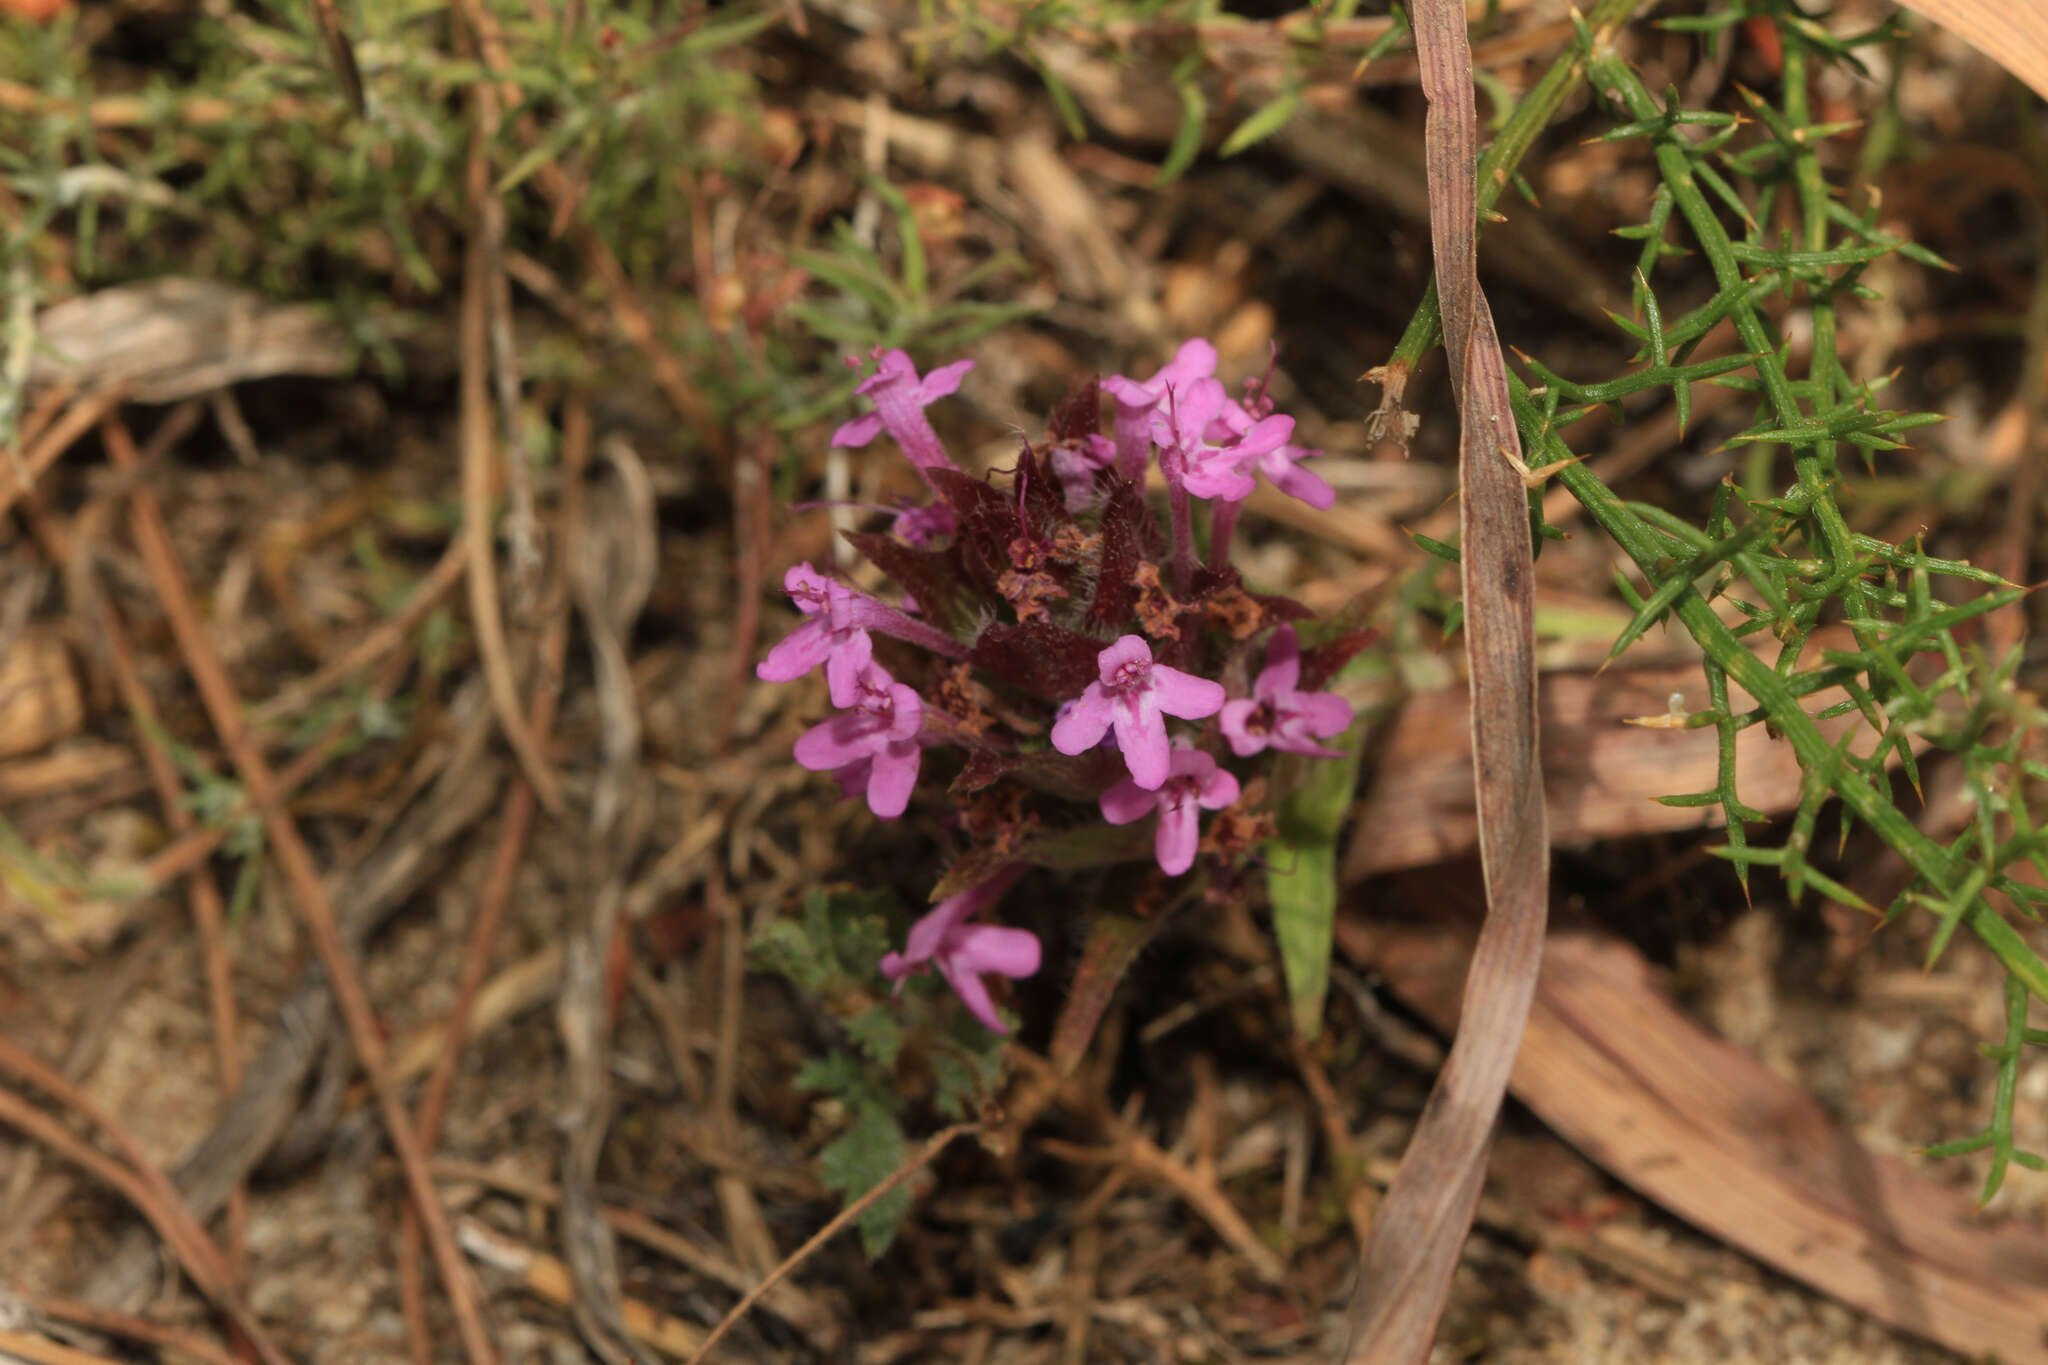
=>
[758,343,1367,1033]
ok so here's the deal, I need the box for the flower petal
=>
[864,741,921,818]
[1233,413,1295,460]
[1197,765,1241,810]
[1296,691,1354,736]
[900,893,975,967]
[757,622,830,683]
[1150,665,1226,721]
[830,413,885,448]
[793,714,874,772]
[783,561,834,611]
[1267,457,1336,511]
[918,358,975,400]
[822,630,875,707]
[855,349,917,396]
[1218,697,1266,757]
[1180,461,1256,502]
[1154,794,1200,875]
[1098,778,1159,825]
[1257,627,1303,698]
[1111,695,1171,790]
[1051,686,1115,756]
[938,958,1009,1033]
[1095,634,1152,681]
[884,680,924,740]
[945,924,1042,980]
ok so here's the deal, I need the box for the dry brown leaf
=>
[1339,0,1550,1358]
[1893,0,2048,104]
[1346,911,2048,1365]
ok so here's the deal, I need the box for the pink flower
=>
[880,865,1040,1033]
[1051,635,1226,790]
[793,662,923,818]
[1211,400,1334,511]
[1100,747,1241,876]
[1102,337,1218,413]
[1220,627,1354,758]
[1150,378,1295,504]
[831,349,975,480]
[1101,338,1217,482]
[758,565,968,703]
[756,563,873,707]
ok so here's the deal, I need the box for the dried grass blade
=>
[1340,0,1550,1358]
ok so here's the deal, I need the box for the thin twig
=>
[445,0,727,457]
[33,402,248,1280]
[715,428,772,754]
[0,1066,286,1365]
[249,535,467,726]
[307,0,367,114]
[98,591,248,1277]
[0,1328,123,1365]
[428,1158,840,1352]
[28,1295,245,1365]
[459,145,565,814]
[0,386,128,525]
[682,1123,980,1365]
[101,414,500,1365]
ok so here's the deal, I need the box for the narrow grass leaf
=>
[1342,0,1551,1357]
[1265,731,1366,1039]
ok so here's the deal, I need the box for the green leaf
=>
[1033,54,1087,141]
[751,887,896,993]
[1154,68,1207,186]
[1265,731,1365,1039]
[845,1005,904,1069]
[816,1102,912,1260]
[932,1011,1008,1120]
[1217,86,1300,158]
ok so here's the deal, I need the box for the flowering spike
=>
[1050,635,1226,790]
[793,662,924,818]
[831,349,975,486]
[1220,626,1354,758]
[1099,747,1241,875]
[880,864,1040,1033]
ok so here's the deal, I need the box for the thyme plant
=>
[760,0,2048,1245]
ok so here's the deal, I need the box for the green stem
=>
[1381,0,1657,377]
